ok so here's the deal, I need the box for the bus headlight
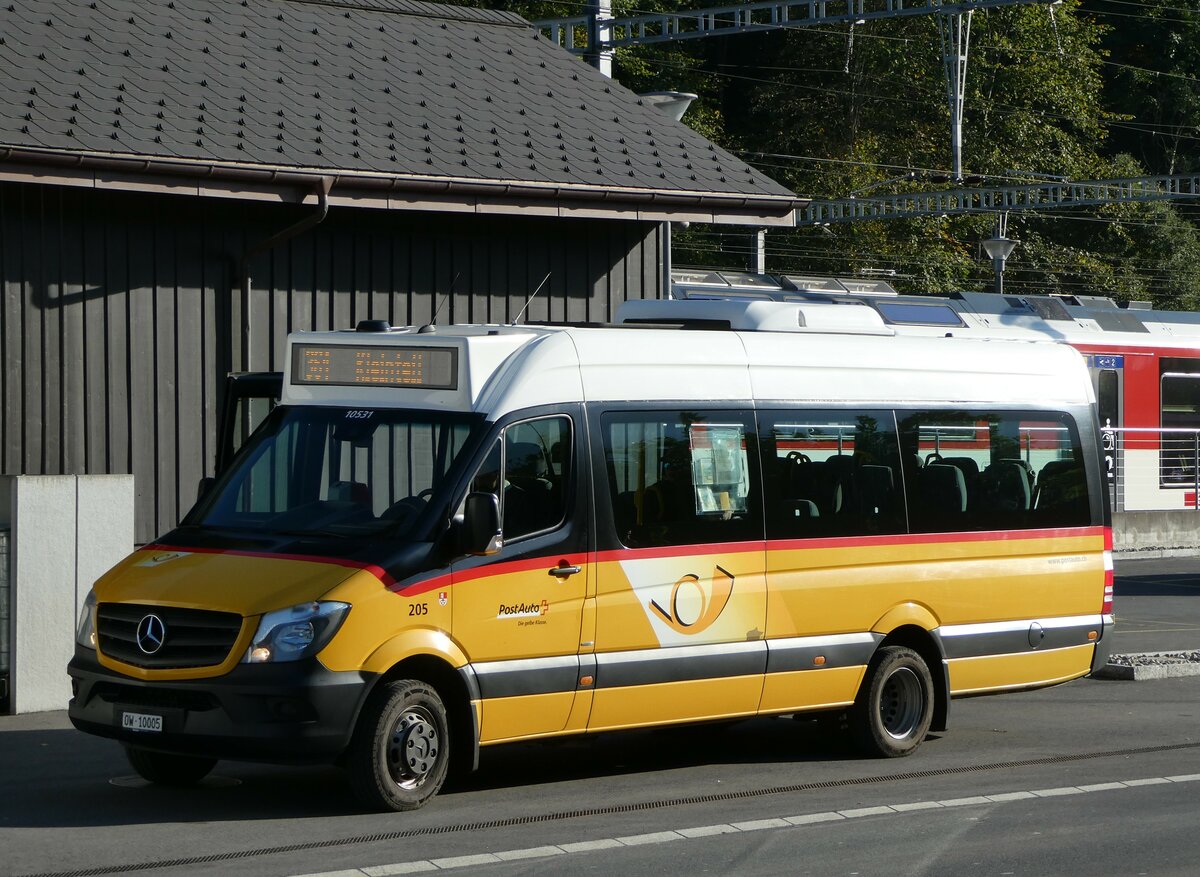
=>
[243,601,350,664]
[75,590,97,649]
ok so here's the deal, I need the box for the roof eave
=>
[0,146,803,226]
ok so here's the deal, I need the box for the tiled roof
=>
[0,0,801,218]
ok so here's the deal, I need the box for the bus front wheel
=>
[348,679,450,811]
[851,646,933,758]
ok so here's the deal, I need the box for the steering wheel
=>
[381,489,435,523]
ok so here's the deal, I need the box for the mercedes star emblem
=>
[135,614,167,655]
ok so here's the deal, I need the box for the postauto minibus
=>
[68,300,1114,811]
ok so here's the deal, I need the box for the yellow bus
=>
[69,300,1113,811]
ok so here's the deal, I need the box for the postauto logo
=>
[496,599,549,619]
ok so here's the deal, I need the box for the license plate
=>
[121,711,163,733]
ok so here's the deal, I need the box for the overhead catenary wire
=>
[528,0,1200,289]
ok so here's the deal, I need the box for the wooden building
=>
[0,0,802,541]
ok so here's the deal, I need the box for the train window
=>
[602,411,760,549]
[1159,373,1200,486]
[899,410,1091,532]
[760,410,905,540]
[1097,370,1119,431]
[874,302,964,327]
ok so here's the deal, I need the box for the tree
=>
[474,1,1200,304]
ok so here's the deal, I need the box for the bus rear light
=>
[1102,547,1114,614]
[1087,630,1098,641]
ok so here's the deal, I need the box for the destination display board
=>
[292,344,458,390]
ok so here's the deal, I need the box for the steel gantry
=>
[535,0,1062,180]
[799,174,1200,223]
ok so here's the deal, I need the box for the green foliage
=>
[1090,0,1200,176]
[474,1,1200,306]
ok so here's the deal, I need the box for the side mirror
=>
[196,476,216,502]
[462,492,502,556]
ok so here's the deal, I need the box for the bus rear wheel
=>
[124,745,216,786]
[851,646,933,758]
[347,679,449,812]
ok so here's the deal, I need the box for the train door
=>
[1092,361,1122,508]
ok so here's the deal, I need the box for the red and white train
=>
[667,270,1200,518]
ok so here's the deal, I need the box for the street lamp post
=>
[981,213,1018,295]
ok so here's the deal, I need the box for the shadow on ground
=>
[0,716,902,828]
[1115,572,1200,598]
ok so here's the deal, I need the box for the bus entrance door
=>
[451,414,589,743]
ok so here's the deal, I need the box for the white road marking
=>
[985,791,1036,802]
[785,811,845,825]
[677,824,739,838]
[429,854,500,869]
[732,817,793,831]
[615,830,684,846]
[558,839,622,853]
[839,806,895,818]
[1077,782,1125,793]
[1031,787,1086,797]
[937,796,992,807]
[362,863,439,876]
[292,772,1200,877]
[492,846,564,862]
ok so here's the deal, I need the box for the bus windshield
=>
[191,406,481,540]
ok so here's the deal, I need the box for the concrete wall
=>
[0,528,8,712]
[1113,510,1200,554]
[0,475,135,714]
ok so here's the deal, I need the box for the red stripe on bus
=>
[769,525,1104,553]
[149,524,1105,600]
[592,542,767,564]
[403,553,593,594]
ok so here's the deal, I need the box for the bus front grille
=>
[97,603,244,669]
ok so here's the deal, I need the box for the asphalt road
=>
[2,555,1197,877]
[1109,555,1200,654]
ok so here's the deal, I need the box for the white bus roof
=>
[281,305,1094,418]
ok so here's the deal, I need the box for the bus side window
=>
[602,410,760,549]
[760,410,905,540]
[899,410,1092,533]
[502,417,571,540]
[468,417,572,543]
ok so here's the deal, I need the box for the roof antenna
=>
[511,272,552,326]
[418,271,461,334]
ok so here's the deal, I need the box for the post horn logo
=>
[649,565,734,635]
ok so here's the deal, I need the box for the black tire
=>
[347,680,450,812]
[850,646,934,758]
[124,745,217,786]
